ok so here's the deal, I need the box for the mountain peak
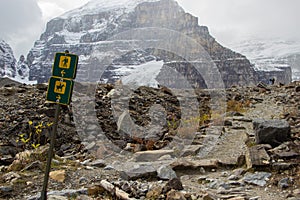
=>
[60,0,164,19]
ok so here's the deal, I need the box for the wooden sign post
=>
[41,51,78,200]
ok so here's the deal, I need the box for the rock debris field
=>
[0,78,299,200]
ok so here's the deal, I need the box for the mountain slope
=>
[27,0,258,87]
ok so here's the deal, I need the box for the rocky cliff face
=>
[257,66,292,85]
[0,40,16,78]
[27,0,258,87]
[0,39,30,81]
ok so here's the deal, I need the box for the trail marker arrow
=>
[61,70,66,77]
[56,95,61,102]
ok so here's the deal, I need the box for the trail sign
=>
[46,77,74,105]
[42,51,78,200]
[52,52,78,79]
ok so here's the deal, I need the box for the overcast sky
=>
[0,0,299,58]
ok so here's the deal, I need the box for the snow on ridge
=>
[60,0,161,19]
[5,75,37,85]
[114,60,164,87]
[230,38,300,60]
[228,38,300,74]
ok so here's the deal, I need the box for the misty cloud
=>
[0,0,43,57]
[178,0,300,46]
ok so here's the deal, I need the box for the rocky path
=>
[202,87,285,163]
[178,87,290,200]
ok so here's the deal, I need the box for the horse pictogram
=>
[54,81,66,94]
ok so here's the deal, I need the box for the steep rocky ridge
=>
[0,39,30,81]
[0,40,16,78]
[27,0,258,87]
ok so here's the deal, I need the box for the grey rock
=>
[171,158,219,170]
[228,175,239,181]
[0,185,13,192]
[249,197,261,200]
[48,195,68,200]
[246,145,270,168]
[2,171,21,182]
[203,193,218,200]
[0,186,13,196]
[278,177,291,189]
[232,116,252,122]
[27,189,88,200]
[232,168,246,177]
[89,159,106,168]
[22,161,43,171]
[79,177,89,185]
[243,172,272,187]
[120,163,157,180]
[272,162,294,171]
[253,119,291,147]
[134,150,175,162]
[157,165,177,180]
[182,145,203,157]
[207,179,219,189]
[47,189,88,196]
[163,178,184,193]
[166,190,187,200]
[84,141,96,150]
[104,165,115,170]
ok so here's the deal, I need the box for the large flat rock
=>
[134,150,175,162]
[170,158,219,170]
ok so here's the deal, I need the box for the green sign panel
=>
[46,77,74,105]
[52,52,78,79]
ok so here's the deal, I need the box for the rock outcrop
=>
[27,0,258,88]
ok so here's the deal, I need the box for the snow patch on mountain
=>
[230,38,300,80]
[60,0,161,19]
[231,39,300,61]
[111,60,164,87]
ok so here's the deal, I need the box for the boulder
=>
[157,165,177,180]
[246,145,271,169]
[50,170,66,183]
[163,178,184,193]
[120,163,157,180]
[253,119,291,147]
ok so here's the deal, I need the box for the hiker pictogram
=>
[52,52,78,79]
[59,56,71,69]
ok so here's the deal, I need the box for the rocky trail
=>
[0,80,299,200]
